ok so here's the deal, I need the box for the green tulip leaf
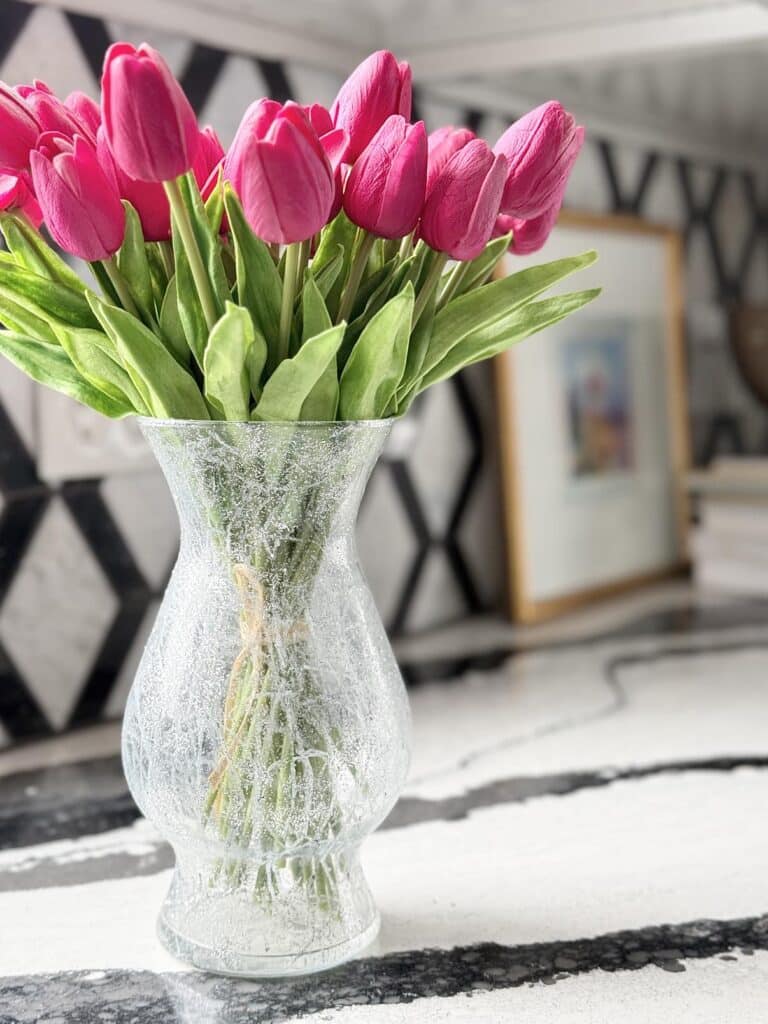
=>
[301,271,332,344]
[116,202,155,317]
[170,172,229,368]
[456,233,512,296]
[253,323,345,422]
[0,213,88,292]
[396,283,438,413]
[88,293,209,420]
[312,245,344,300]
[56,325,148,413]
[0,330,132,418]
[312,212,357,319]
[419,288,602,392]
[203,302,256,421]
[339,283,414,421]
[159,275,192,368]
[418,250,598,386]
[224,186,283,367]
[0,286,60,344]
[0,264,98,329]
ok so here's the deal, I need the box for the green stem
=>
[336,229,375,324]
[437,260,469,310]
[278,242,302,365]
[101,257,140,318]
[398,231,414,261]
[164,176,219,331]
[413,250,448,327]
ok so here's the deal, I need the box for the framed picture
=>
[494,211,690,623]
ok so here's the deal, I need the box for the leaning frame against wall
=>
[494,211,690,624]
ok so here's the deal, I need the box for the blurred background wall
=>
[0,0,767,743]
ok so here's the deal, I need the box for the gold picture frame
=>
[494,210,690,624]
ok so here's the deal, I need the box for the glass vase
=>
[122,419,410,977]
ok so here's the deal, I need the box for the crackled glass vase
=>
[122,419,410,977]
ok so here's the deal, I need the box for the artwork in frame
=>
[494,211,690,624]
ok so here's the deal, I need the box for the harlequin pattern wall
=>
[0,0,766,743]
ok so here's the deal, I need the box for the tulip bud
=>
[31,133,125,261]
[331,50,411,162]
[17,80,96,143]
[0,172,42,228]
[344,115,427,239]
[192,125,225,186]
[426,126,474,194]
[223,99,336,244]
[494,101,584,219]
[101,42,199,182]
[97,127,170,242]
[0,82,39,173]
[495,194,563,256]
[65,91,101,138]
[421,138,507,261]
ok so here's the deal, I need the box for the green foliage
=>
[203,302,256,421]
[0,330,131,417]
[116,202,155,318]
[56,325,149,413]
[339,284,414,420]
[224,187,283,367]
[159,276,192,367]
[419,288,602,391]
[0,213,87,292]
[88,293,209,419]
[253,324,345,421]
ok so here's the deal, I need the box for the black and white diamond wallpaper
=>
[0,0,766,744]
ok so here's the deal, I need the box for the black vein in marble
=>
[385,754,768,828]
[1,914,766,1023]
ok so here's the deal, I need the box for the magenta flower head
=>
[330,50,411,162]
[101,42,199,183]
[96,127,170,242]
[0,82,39,173]
[426,126,474,194]
[344,115,427,239]
[65,91,101,138]
[30,132,125,261]
[17,80,96,143]
[421,138,507,261]
[192,125,225,186]
[495,187,565,256]
[0,172,42,228]
[493,101,584,219]
[222,99,337,244]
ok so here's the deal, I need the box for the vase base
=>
[157,907,380,978]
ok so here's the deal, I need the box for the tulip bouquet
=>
[0,46,597,427]
[0,44,599,932]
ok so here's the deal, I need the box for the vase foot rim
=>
[157,910,381,979]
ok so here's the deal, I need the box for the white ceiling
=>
[41,0,768,165]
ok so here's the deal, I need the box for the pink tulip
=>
[331,50,411,161]
[421,138,507,261]
[510,201,562,255]
[65,91,101,138]
[223,99,336,244]
[97,127,170,242]
[0,172,42,228]
[101,42,199,182]
[192,125,225,186]
[0,82,39,173]
[30,133,125,261]
[17,80,96,143]
[344,115,427,239]
[426,126,474,194]
[493,101,584,219]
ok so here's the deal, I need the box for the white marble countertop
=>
[1,585,767,1022]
